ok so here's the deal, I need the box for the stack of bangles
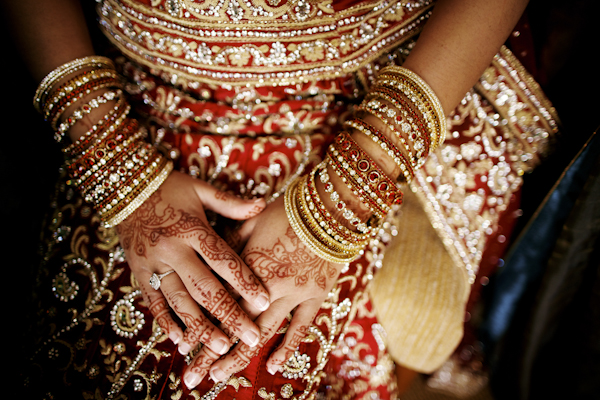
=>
[34,56,173,227]
[285,65,446,263]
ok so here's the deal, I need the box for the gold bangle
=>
[285,177,360,264]
[344,118,415,183]
[34,56,115,113]
[296,176,366,253]
[304,161,374,243]
[103,160,173,227]
[376,65,447,148]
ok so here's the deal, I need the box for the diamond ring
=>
[149,270,176,290]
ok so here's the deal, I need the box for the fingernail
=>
[242,330,259,347]
[169,331,181,345]
[267,364,278,375]
[254,294,270,311]
[184,372,201,389]
[216,338,229,355]
[210,367,228,382]
[178,342,191,355]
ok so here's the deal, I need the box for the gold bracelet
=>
[344,118,414,183]
[43,69,121,128]
[34,55,115,113]
[375,65,447,149]
[103,159,173,227]
[55,90,122,143]
[312,161,377,238]
[356,100,420,169]
[296,175,366,253]
[284,177,361,264]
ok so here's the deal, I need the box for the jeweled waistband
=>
[97,0,433,87]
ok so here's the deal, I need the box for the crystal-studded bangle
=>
[71,124,147,196]
[63,101,131,157]
[365,86,431,158]
[43,68,119,124]
[344,118,415,183]
[284,176,360,264]
[102,157,173,228]
[375,65,447,148]
[326,153,387,219]
[327,132,403,218]
[89,138,159,208]
[304,163,374,246]
[356,101,421,169]
[55,89,122,143]
[47,79,122,131]
[312,161,376,236]
[33,55,115,113]
[295,176,366,255]
[64,113,173,227]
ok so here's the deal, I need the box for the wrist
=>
[35,55,173,228]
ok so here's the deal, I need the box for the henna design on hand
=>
[243,204,264,219]
[221,322,278,375]
[165,290,215,342]
[187,347,221,379]
[190,275,243,332]
[194,232,261,294]
[116,189,260,293]
[269,324,310,368]
[243,227,338,290]
[285,324,309,351]
[116,189,205,257]
[178,310,216,346]
[148,295,178,333]
[214,190,232,202]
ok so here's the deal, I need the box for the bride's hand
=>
[115,171,271,357]
[182,197,345,388]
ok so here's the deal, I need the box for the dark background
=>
[2,0,599,397]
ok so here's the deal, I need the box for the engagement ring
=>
[149,270,176,290]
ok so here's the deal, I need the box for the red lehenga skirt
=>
[22,1,560,398]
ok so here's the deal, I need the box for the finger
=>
[169,250,263,349]
[186,272,262,348]
[266,300,320,374]
[183,326,239,389]
[208,299,292,383]
[157,267,231,357]
[138,270,184,345]
[183,346,222,389]
[187,218,271,314]
[195,180,266,221]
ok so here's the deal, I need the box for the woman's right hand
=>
[115,171,271,357]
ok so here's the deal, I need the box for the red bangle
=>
[327,131,403,217]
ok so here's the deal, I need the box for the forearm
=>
[319,0,530,229]
[3,0,114,143]
[3,0,95,81]
[403,0,529,114]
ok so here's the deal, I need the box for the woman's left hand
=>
[182,197,346,389]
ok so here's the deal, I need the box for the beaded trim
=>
[97,0,434,86]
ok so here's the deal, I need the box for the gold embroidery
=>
[258,387,277,400]
[281,383,295,399]
[411,47,559,283]
[98,0,433,86]
[281,351,311,379]
[226,375,253,391]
